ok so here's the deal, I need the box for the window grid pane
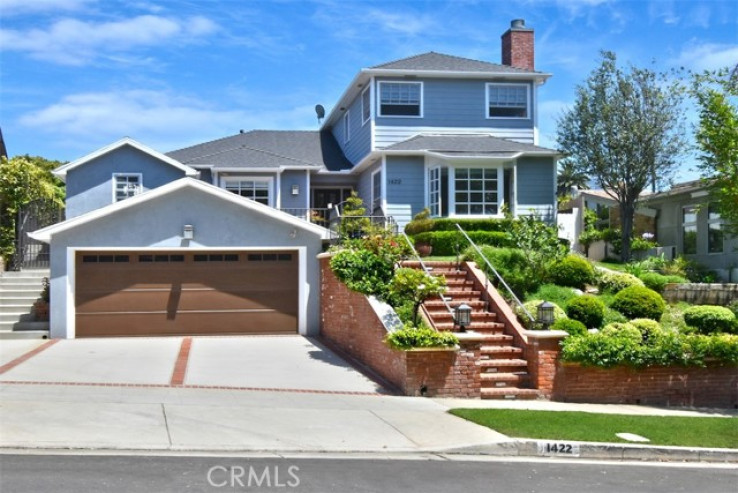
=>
[454,168,498,216]
[226,180,270,205]
[379,82,421,116]
[115,175,141,202]
[488,85,528,118]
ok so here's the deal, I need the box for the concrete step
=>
[481,388,540,400]
[0,295,40,304]
[0,328,50,339]
[0,304,40,315]
[0,312,34,322]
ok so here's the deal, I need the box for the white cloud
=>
[672,42,738,71]
[0,0,94,16]
[18,90,320,153]
[0,14,219,65]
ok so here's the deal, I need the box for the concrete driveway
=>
[0,335,384,394]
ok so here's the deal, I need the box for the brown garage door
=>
[75,251,298,337]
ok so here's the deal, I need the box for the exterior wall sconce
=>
[537,300,555,330]
[183,224,194,240]
[454,303,472,332]
[291,184,300,196]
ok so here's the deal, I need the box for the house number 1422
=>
[388,179,402,185]
[537,442,580,456]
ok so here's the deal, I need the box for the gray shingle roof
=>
[371,52,540,74]
[167,130,353,171]
[384,134,557,155]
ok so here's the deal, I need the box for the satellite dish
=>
[315,104,325,122]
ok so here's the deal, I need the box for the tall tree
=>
[556,159,590,197]
[692,67,738,236]
[557,51,687,261]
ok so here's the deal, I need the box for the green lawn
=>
[450,409,738,449]
[594,260,628,272]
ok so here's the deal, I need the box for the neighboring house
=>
[31,19,560,339]
[640,180,738,282]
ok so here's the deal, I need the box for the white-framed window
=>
[708,203,724,254]
[361,86,371,125]
[224,178,272,206]
[682,205,698,255]
[371,169,382,213]
[486,83,530,119]
[378,81,422,117]
[428,166,441,217]
[453,167,501,216]
[113,173,142,202]
[343,110,351,143]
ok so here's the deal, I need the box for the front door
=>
[312,188,352,223]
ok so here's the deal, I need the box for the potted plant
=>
[33,277,50,322]
[405,208,434,256]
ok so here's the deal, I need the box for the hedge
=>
[426,218,513,232]
[413,231,512,255]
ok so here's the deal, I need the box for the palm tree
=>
[557,159,590,197]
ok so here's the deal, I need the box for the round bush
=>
[548,255,595,289]
[611,286,666,320]
[552,318,588,336]
[638,272,670,293]
[515,299,566,329]
[601,322,642,343]
[683,305,737,335]
[598,271,644,293]
[565,295,605,328]
[629,318,664,342]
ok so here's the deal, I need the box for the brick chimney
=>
[501,19,534,71]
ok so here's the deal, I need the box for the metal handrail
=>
[399,232,456,319]
[454,223,535,323]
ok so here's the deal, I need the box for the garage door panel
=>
[75,251,299,337]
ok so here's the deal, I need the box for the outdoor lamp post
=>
[455,303,472,332]
[537,301,555,330]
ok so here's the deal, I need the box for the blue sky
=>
[1,0,736,180]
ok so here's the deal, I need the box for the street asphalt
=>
[0,336,736,463]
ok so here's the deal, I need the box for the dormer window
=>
[378,81,422,117]
[486,83,529,118]
[113,173,142,202]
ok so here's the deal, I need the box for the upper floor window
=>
[361,87,371,124]
[682,205,697,255]
[378,81,422,117]
[343,111,351,143]
[486,83,529,119]
[708,203,723,254]
[113,173,142,202]
[224,178,271,206]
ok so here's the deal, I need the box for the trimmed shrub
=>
[597,270,644,293]
[683,305,737,335]
[548,255,595,289]
[565,295,605,328]
[728,301,738,318]
[664,275,688,284]
[404,208,433,235]
[552,318,588,337]
[527,284,578,309]
[602,306,628,325]
[414,231,511,255]
[611,286,666,320]
[330,248,394,297]
[429,218,513,232]
[470,246,541,297]
[629,318,664,342]
[638,272,669,293]
[601,322,642,343]
[385,325,459,350]
[515,299,567,329]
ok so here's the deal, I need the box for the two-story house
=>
[32,19,559,339]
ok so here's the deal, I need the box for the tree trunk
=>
[619,201,635,262]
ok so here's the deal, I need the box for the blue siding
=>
[386,156,425,227]
[331,88,372,165]
[516,156,556,221]
[374,77,535,130]
[65,145,186,218]
[357,162,380,211]
[280,170,310,210]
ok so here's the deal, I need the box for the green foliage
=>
[414,231,511,255]
[338,191,371,239]
[611,286,666,320]
[729,301,738,318]
[388,268,446,325]
[557,159,590,197]
[515,299,567,330]
[597,270,644,293]
[637,272,671,293]
[0,155,65,262]
[630,235,657,252]
[577,210,602,257]
[552,318,588,336]
[629,318,664,342]
[556,50,688,261]
[404,208,434,235]
[469,246,541,298]
[548,254,595,289]
[526,284,578,309]
[602,306,628,326]
[330,248,394,297]
[566,295,605,328]
[426,218,513,232]
[385,324,459,350]
[509,215,568,278]
[683,305,737,335]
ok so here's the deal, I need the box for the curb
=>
[444,439,738,463]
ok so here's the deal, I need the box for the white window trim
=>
[361,86,371,126]
[221,176,275,208]
[377,80,424,118]
[681,204,698,255]
[448,165,504,218]
[343,110,351,143]
[112,173,143,203]
[371,168,382,213]
[427,165,441,218]
[485,82,531,120]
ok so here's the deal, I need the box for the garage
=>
[75,250,298,337]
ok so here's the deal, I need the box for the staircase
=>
[0,270,50,339]
[403,260,539,400]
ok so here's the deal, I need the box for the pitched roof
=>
[53,138,199,180]
[29,177,332,242]
[384,134,558,156]
[167,130,353,171]
[371,51,541,74]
